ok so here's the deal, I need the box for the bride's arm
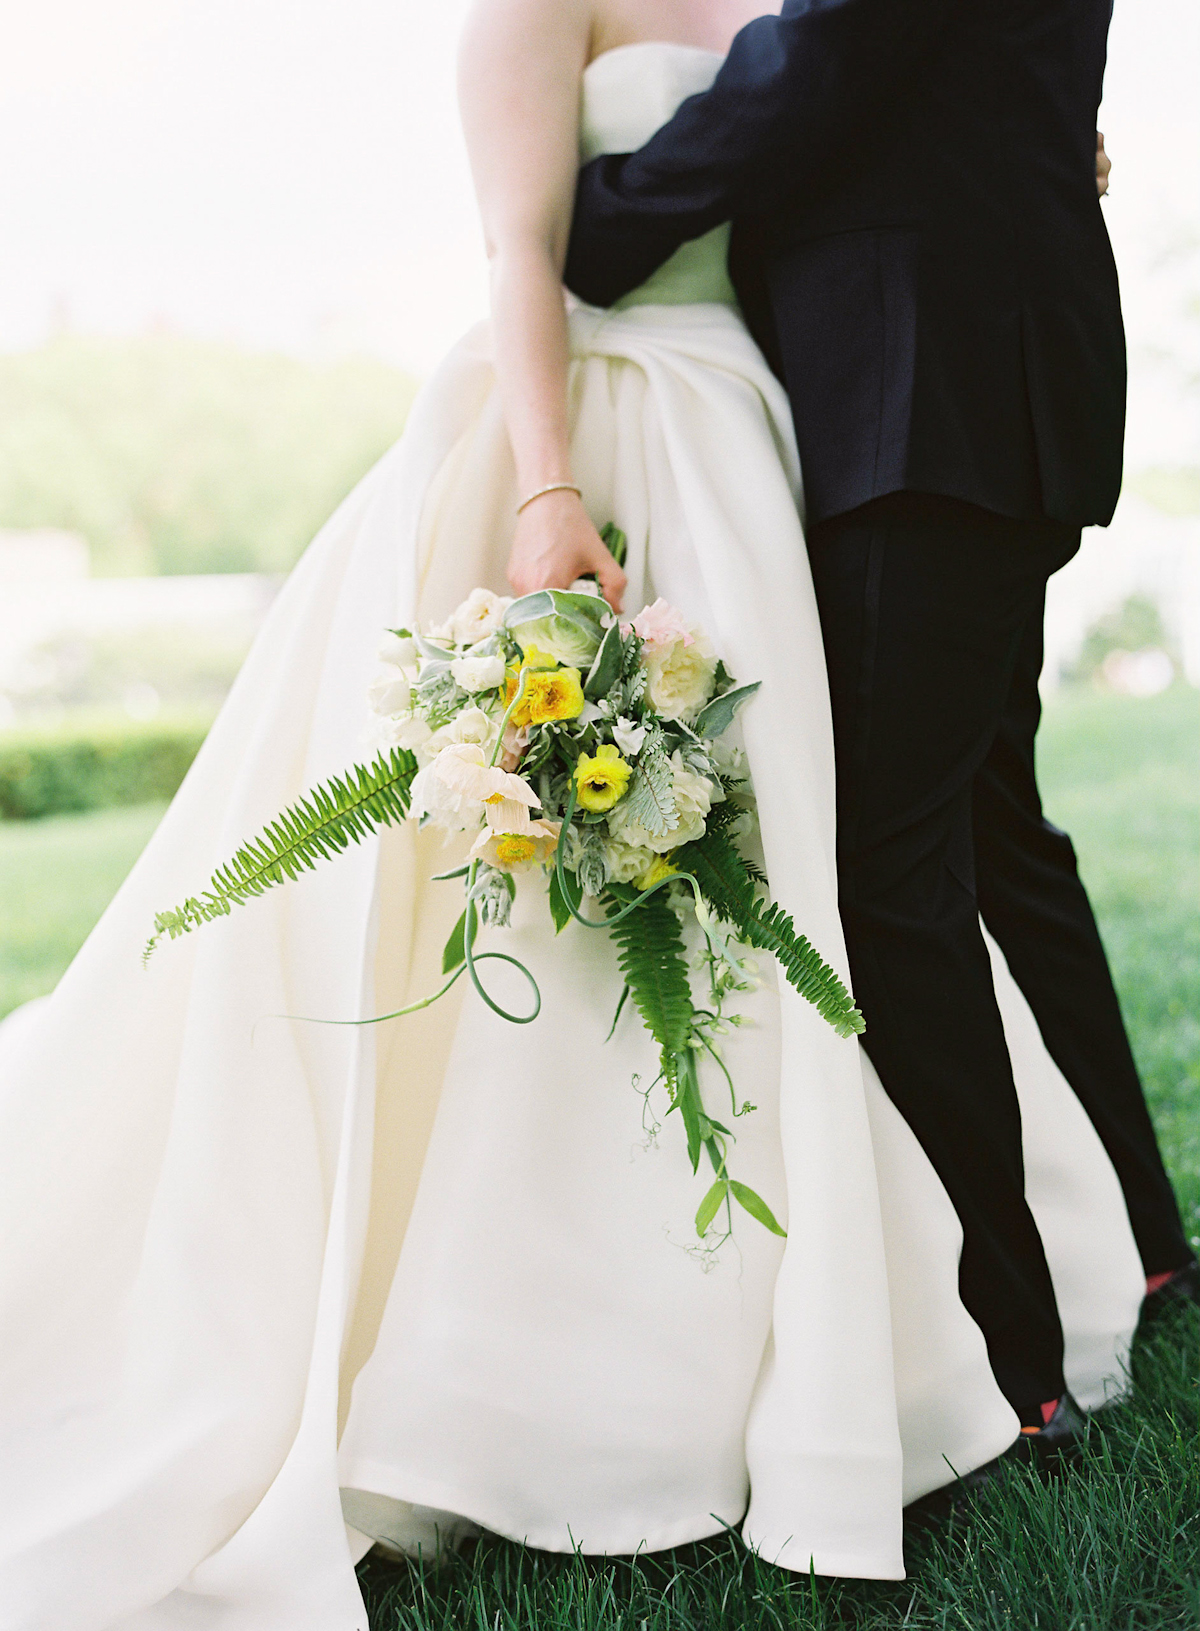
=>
[459,0,627,612]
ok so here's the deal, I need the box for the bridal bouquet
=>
[148,527,863,1240]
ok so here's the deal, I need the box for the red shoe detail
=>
[1145,1270,1176,1296]
[1020,1398,1059,1434]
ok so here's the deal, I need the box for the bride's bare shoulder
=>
[459,0,594,82]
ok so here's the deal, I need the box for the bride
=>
[0,1,1144,1626]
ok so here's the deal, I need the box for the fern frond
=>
[675,826,757,920]
[145,747,418,961]
[604,887,695,1093]
[676,827,865,1038]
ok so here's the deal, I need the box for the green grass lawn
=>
[358,684,1200,1631]
[0,801,165,1017]
[1037,685,1200,1252]
[0,687,1196,1628]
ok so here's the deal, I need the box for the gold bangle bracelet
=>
[516,481,582,515]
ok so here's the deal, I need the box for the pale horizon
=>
[2,0,1197,470]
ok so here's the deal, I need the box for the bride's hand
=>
[508,490,627,612]
[1096,132,1110,197]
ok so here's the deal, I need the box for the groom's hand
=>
[1096,132,1110,197]
[507,490,628,613]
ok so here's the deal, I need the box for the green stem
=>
[696,1030,740,1119]
[553,782,707,930]
[488,665,532,767]
[252,948,538,1034]
[462,858,541,1024]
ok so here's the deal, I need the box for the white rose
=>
[378,632,418,669]
[366,669,412,716]
[600,834,658,883]
[373,711,433,754]
[360,714,427,756]
[606,752,718,853]
[433,588,512,647]
[449,652,506,693]
[419,705,501,765]
[642,628,718,722]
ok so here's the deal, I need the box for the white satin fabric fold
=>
[0,303,1143,1628]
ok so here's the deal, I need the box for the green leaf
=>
[621,730,676,838]
[680,1095,703,1172]
[694,1178,728,1237]
[504,588,611,632]
[145,748,418,961]
[694,680,761,740]
[441,909,467,974]
[604,982,630,1043]
[584,619,623,698]
[729,1181,787,1237]
[414,631,454,662]
[548,865,582,933]
[599,521,628,568]
[430,864,470,882]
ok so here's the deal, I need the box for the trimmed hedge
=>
[0,713,213,820]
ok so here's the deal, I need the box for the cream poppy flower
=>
[411,744,537,832]
[470,819,561,874]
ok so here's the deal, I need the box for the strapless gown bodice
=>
[579,43,737,309]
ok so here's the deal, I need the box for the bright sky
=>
[1,0,1196,466]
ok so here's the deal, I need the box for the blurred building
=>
[0,527,89,583]
[0,530,279,724]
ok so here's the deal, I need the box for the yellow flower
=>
[574,743,632,812]
[523,666,585,724]
[503,647,573,726]
[636,854,677,891]
[517,645,559,671]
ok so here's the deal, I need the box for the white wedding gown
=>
[0,42,1144,1629]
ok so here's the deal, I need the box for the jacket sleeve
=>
[564,0,955,307]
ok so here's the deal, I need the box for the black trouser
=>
[807,494,1189,1417]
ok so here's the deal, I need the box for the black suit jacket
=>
[564,0,1125,529]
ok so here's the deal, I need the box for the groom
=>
[564,0,1197,1437]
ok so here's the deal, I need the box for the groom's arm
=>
[565,0,956,307]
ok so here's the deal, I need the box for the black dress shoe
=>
[904,1391,1091,1529]
[1139,1260,1200,1329]
[1012,1392,1088,1472]
[903,1455,1004,1528]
